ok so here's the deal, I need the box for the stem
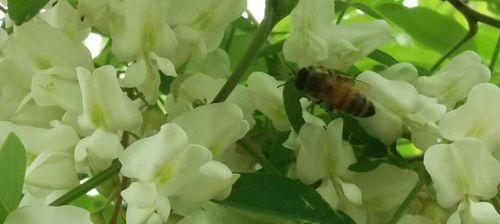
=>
[387,173,429,224]
[109,177,129,224]
[0,5,6,14]
[446,0,500,29]
[489,32,500,73]
[50,162,122,206]
[109,132,131,224]
[431,7,478,71]
[212,4,275,103]
[238,138,283,176]
[336,1,350,24]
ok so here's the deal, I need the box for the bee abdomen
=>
[342,93,375,117]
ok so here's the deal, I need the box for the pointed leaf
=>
[8,0,51,25]
[0,133,27,223]
[218,173,355,224]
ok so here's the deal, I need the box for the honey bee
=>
[295,67,375,118]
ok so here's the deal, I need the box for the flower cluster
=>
[0,0,499,223]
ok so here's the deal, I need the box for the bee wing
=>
[354,79,372,95]
[334,75,372,93]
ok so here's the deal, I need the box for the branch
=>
[431,0,484,71]
[446,0,500,29]
[212,2,275,103]
[489,32,500,73]
[387,172,430,224]
[238,138,283,176]
[50,162,122,206]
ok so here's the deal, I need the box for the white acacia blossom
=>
[439,83,500,159]
[416,51,491,108]
[119,123,240,223]
[166,0,247,65]
[4,205,93,224]
[424,138,500,223]
[0,0,499,224]
[357,71,446,149]
[77,66,143,132]
[288,118,361,209]
[283,0,391,70]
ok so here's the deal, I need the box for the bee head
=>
[295,68,310,90]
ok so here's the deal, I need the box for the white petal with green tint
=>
[120,124,189,181]
[77,66,143,132]
[423,138,500,208]
[4,205,93,224]
[172,103,249,155]
[439,83,500,158]
[247,72,290,131]
[417,51,490,108]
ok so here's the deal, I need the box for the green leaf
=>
[8,0,51,25]
[283,83,305,133]
[350,3,384,20]
[269,0,299,26]
[377,4,472,53]
[66,0,78,8]
[368,49,399,66]
[0,133,27,222]
[259,40,285,57]
[218,173,355,224]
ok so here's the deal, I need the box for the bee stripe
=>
[346,94,365,116]
[360,101,375,117]
[339,85,356,112]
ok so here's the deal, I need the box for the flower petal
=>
[423,138,500,208]
[172,103,249,155]
[4,205,93,224]
[247,72,290,131]
[416,51,490,108]
[120,123,189,181]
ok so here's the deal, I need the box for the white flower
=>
[77,66,143,132]
[439,83,500,159]
[4,205,93,224]
[31,66,82,113]
[119,123,239,222]
[0,121,79,155]
[283,0,391,70]
[166,73,254,126]
[25,152,79,190]
[6,20,93,72]
[351,164,419,212]
[378,63,419,83]
[40,0,91,41]
[171,103,250,156]
[74,128,123,175]
[247,72,290,132]
[108,0,177,62]
[166,0,246,65]
[416,51,490,108]
[357,71,446,149]
[290,118,360,208]
[423,138,500,208]
[447,198,500,224]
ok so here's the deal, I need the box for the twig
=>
[212,2,275,103]
[109,132,132,224]
[431,0,481,71]
[489,32,500,73]
[50,162,122,206]
[109,177,129,224]
[387,172,429,224]
[238,138,283,176]
[447,0,500,29]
